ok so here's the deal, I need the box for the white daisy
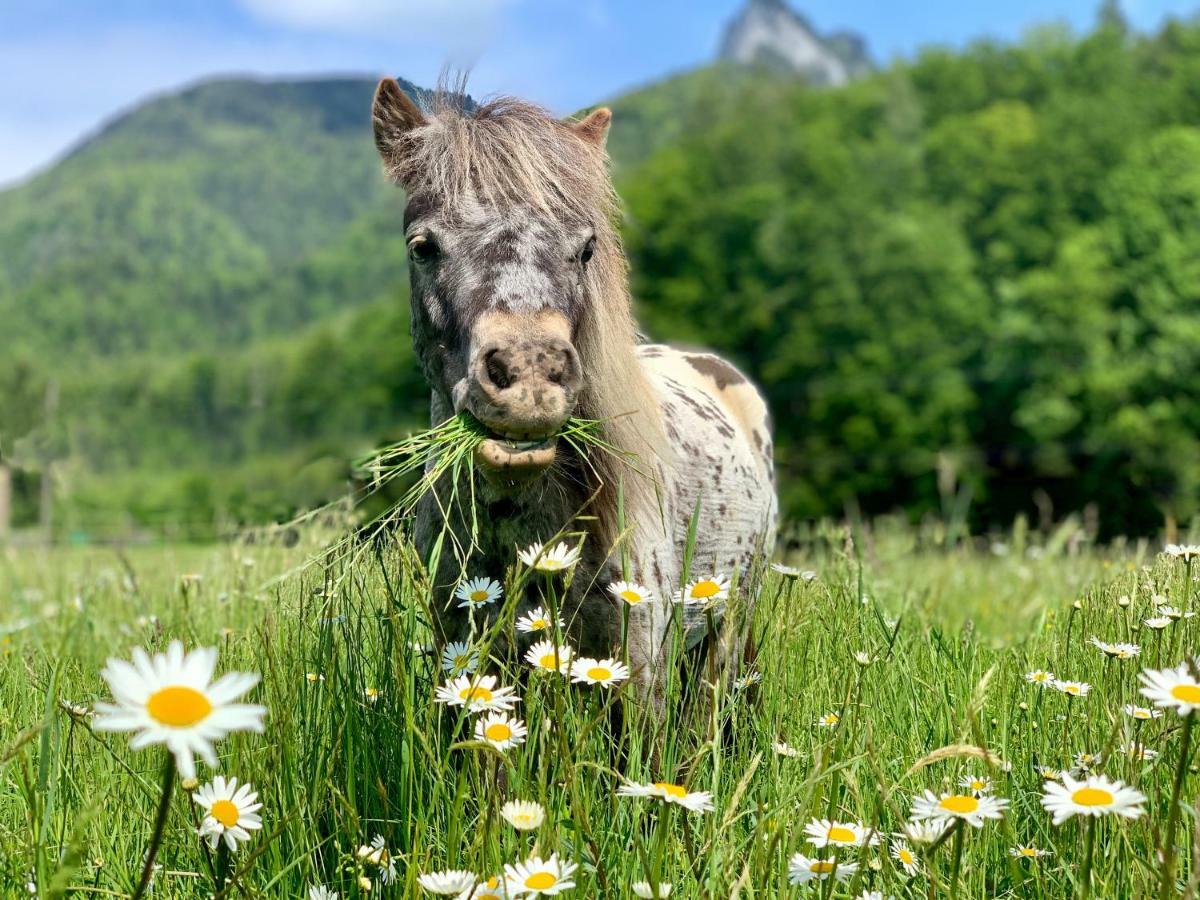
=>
[364,687,382,703]
[1165,543,1200,561]
[772,740,799,758]
[857,892,893,900]
[1037,766,1066,782]
[958,775,992,795]
[608,581,652,606]
[308,886,339,900]
[455,577,503,609]
[1144,616,1173,630]
[770,563,804,579]
[474,712,527,751]
[192,776,263,851]
[632,881,672,898]
[465,876,508,899]
[434,675,520,714]
[503,853,577,896]
[1053,679,1091,698]
[788,853,857,884]
[909,790,1008,828]
[733,671,763,690]
[1040,774,1147,825]
[1009,846,1051,859]
[1025,670,1055,686]
[418,870,477,895]
[524,639,573,674]
[1090,637,1140,659]
[92,641,266,780]
[816,711,840,728]
[442,641,481,676]
[803,818,879,848]
[357,835,398,884]
[517,541,582,574]
[569,657,630,688]
[672,574,730,606]
[891,841,920,875]
[1140,660,1200,715]
[1157,606,1194,620]
[1123,704,1163,721]
[898,821,946,844]
[617,780,714,813]
[500,800,545,831]
[515,607,565,635]
[1121,742,1159,762]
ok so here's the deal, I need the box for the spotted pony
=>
[371,79,778,706]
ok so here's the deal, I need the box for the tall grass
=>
[0,518,1196,897]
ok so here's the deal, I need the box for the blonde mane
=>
[388,95,669,545]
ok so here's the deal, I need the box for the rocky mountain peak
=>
[719,0,872,86]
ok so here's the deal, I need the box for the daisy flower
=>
[474,712,527,751]
[517,541,582,574]
[500,800,545,831]
[891,841,920,875]
[1157,606,1194,620]
[308,886,339,900]
[909,790,1008,828]
[455,577,503,609]
[898,821,946,844]
[1009,846,1051,860]
[1053,680,1091,698]
[1123,704,1162,721]
[466,876,508,899]
[617,781,714,813]
[1072,751,1102,772]
[958,775,992,795]
[788,854,857,885]
[857,893,892,900]
[772,740,799,758]
[1121,742,1159,762]
[770,563,804,579]
[1139,660,1200,715]
[1090,637,1140,659]
[364,687,381,703]
[515,607,565,635]
[1025,670,1056,687]
[92,641,266,780]
[1144,616,1173,630]
[632,881,672,898]
[1041,774,1147,825]
[803,818,879,848]
[1165,543,1200,561]
[192,776,263,851]
[357,835,398,884]
[434,675,520,714]
[524,639,573,674]
[442,642,480,676]
[816,711,840,728]
[609,581,652,606]
[569,657,630,688]
[418,870,477,895]
[1037,766,1066,782]
[504,853,577,896]
[305,672,324,683]
[733,671,763,690]
[672,573,730,606]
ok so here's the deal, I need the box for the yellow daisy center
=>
[470,589,489,602]
[539,653,561,669]
[460,686,493,702]
[1033,673,1048,681]
[485,722,512,742]
[1134,710,1150,719]
[827,826,857,844]
[1170,684,1200,704]
[531,619,548,630]
[811,861,835,874]
[1071,787,1114,807]
[970,780,986,791]
[898,849,914,865]
[654,782,688,798]
[824,715,839,724]
[587,666,612,681]
[1019,848,1037,857]
[1064,685,1080,695]
[938,795,979,814]
[690,580,720,599]
[210,799,240,828]
[525,872,557,890]
[539,560,564,571]
[620,589,642,604]
[145,686,213,727]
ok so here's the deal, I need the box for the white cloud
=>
[237,0,515,48]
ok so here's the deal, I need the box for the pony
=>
[371,79,778,708]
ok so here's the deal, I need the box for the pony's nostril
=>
[483,349,513,390]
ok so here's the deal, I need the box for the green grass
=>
[1,517,1197,897]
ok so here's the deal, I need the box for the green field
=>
[2,519,1197,897]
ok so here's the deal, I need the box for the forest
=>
[2,8,1200,539]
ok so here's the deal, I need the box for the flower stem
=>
[1158,712,1195,900]
[1079,815,1096,900]
[215,842,231,893]
[131,752,175,900]
[948,821,966,900]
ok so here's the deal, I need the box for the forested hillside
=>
[4,9,1200,539]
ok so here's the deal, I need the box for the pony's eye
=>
[578,236,596,266]
[410,236,439,263]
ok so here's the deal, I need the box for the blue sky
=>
[0,0,1196,186]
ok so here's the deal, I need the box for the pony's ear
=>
[373,78,427,163]
[570,107,612,148]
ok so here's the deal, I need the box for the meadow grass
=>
[1,517,1197,897]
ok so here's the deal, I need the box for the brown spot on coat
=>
[686,354,747,390]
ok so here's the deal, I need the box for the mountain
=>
[718,0,872,84]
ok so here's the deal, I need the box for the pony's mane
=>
[389,94,669,546]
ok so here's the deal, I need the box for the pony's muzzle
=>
[468,336,581,440]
